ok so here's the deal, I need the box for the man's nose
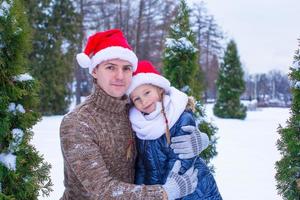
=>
[115,69,125,80]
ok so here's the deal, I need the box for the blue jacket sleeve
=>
[134,139,145,185]
[166,111,198,178]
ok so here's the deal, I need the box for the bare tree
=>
[135,0,145,56]
[191,2,223,101]
[243,71,290,107]
[206,54,219,99]
[72,0,178,104]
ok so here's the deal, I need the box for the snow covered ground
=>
[32,104,290,200]
[32,116,64,200]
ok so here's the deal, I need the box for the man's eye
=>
[123,66,133,71]
[106,66,115,70]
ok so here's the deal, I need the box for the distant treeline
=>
[24,0,290,115]
[243,70,291,107]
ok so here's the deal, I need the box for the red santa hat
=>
[76,29,138,74]
[126,60,171,96]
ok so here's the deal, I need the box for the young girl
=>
[127,60,222,200]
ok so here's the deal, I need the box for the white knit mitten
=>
[162,160,198,200]
[170,125,209,159]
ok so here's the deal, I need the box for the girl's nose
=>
[140,98,147,106]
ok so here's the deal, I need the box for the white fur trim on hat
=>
[76,53,92,69]
[76,46,138,74]
[126,73,171,96]
[89,46,138,74]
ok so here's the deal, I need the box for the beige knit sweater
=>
[60,85,164,200]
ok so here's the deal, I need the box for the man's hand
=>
[162,160,198,200]
[170,125,209,159]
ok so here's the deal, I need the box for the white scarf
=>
[129,87,188,140]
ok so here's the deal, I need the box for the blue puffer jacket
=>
[135,110,222,200]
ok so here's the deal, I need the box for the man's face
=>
[92,59,133,98]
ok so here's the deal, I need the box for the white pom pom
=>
[76,53,91,69]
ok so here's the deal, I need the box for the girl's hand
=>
[170,125,209,159]
[162,160,198,200]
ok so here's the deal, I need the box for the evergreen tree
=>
[162,0,217,169]
[162,0,204,99]
[0,0,52,199]
[193,100,218,170]
[213,40,246,119]
[275,40,300,200]
[25,0,80,115]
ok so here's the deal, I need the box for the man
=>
[60,29,208,200]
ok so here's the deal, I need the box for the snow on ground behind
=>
[32,116,64,200]
[205,104,289,200]
[32,105,290,200]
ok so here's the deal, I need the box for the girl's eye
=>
[144,91,150,96]
[133,97,140,103]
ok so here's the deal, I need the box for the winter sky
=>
[188,0,300,74]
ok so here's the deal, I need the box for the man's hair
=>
[93,77,97,84]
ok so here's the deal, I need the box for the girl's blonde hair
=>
[161,92,171,145]
[186,96,196,112]
[160,90,196,145]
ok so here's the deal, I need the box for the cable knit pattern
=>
[192,131,209,156]
[166,171,194,198]
[60,85,164,200]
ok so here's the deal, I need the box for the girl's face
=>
[130,84,163,114]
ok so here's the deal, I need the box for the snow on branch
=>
[0,1,11,17]
[294,81,300,89]
[8,103,26,114]
[291,60,300,70]
[165,37,198,52]
[13,73,34,82]
[0,152,16,171]
[9,128,24,151]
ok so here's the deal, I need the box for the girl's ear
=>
[158,88,165,99]
[159,88,165,95]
